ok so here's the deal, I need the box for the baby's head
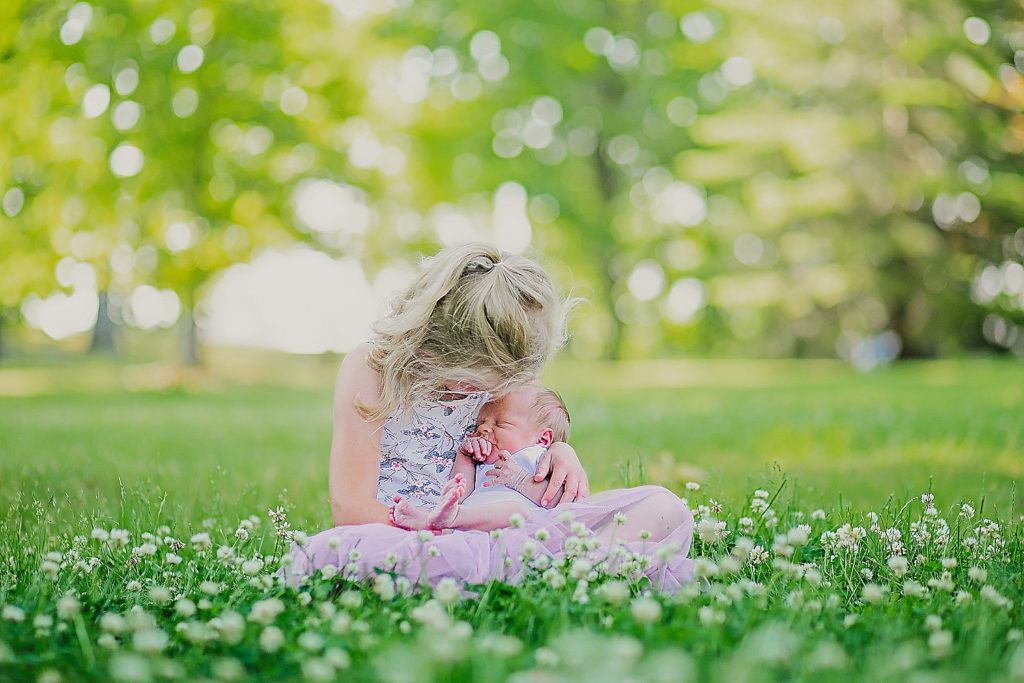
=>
[473,384,570,458]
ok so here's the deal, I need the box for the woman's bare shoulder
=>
[333,342,381,413]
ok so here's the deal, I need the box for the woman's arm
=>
[531,442,589,506]
[327,342,390,526]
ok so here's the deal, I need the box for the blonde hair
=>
[529,387,570,443]
[358,243,573,420]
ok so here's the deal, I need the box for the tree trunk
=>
[181,307,201,366]
[89,290,117,354]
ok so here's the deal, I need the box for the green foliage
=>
[2,0,1023,359]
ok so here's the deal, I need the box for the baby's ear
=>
[536,428,554,447]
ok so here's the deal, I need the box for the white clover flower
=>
[731,536,755,559]
[803,568,822,586]
[811,509,826,521]
[339,591,363,609]
[259,626,284,653]
[749,545,769,566]
[1007,629,1023,643]
[696,518,726,544]
[241,558,264,576]
[133,628,168,654]
[147,586,171,605]
[980,585,1012,609]
[887,555,909,577]
[109,529,131,547]
[301,658,335,682]
[373,574,396,601]
[297,592,312,606]
[638,529,652,541]
[959,503,976,519]
[480,633,524,658]
[630,597,662,624]
[331,613,352,635]
[298,631,325,652]
[928,630,953,658]
[57,594,80,620]
[174,599,196,618]
[925,615,942,631]
[739,517,754,533]
[903,580,928,598]
[843,614,858,628]
[543,568,566,589]
[928,572,955,593]
[97,633,119,650]
[861,583,886,604]
[685,481,701,491]
[234,528,250,542]
[693,557,719,580]
[214,611,245,644]
[164,553,182,566]
[941,557,957,569]
[508,513,525,529]
[434,577,461,605]
[968,567,987,583]
[40,560,60,577]
[109,652,151,681]
[598,580,630,606]
[125,580,142,592]
[248,598,285,625]
[613,512,627,526]
[698,606,724,626]
[325,647,351,669]
[787,525,811,546]
[91,528,110,542]
[136,543,157,557]
[533,528,551,542]
[189,533,212,551]
[100,613,127,634]
[754,489,770,499]
[955,591,973,606]
[3,605,26,623]
[411,600,450,629]
[570,558,593,580]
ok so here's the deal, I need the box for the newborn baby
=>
[391,383,571,533]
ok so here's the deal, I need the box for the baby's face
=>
[473,390,545,456]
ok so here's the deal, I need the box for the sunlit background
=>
[2,0,1023,370]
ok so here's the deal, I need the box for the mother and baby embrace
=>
[286,242,696,590]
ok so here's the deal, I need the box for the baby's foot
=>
[427,483,464,529]
[438,473,465,500]
[391,495,430,531]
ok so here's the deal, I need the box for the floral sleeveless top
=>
[376,390,491,506]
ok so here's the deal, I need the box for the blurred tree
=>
[4,0,366,363]
[365,0,1024,360]
[2,0,1021,363]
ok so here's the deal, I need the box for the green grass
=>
[1,357,1021,527]
[0,356,1022,681]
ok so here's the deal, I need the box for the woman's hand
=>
[532,442,589,506]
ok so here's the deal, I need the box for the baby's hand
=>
[483,451,533,492]
[458,436,493,463]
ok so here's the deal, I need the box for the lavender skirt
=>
[285,485,695,593]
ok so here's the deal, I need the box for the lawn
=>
[0,355,1022,681]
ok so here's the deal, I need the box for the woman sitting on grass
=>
[287,242,694,590]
